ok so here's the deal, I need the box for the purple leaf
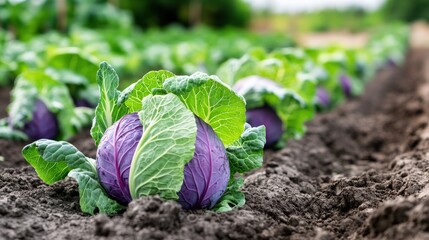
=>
[339,74,352,98]
[178,117,230,209]
[246,105,283,147]
[22,99,59,140]
[96,113,143,205]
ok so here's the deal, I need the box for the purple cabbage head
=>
[232,76,284,147]
[178,117,230,209]
[316,87,330,108]
[339,74,352,98]
[246,106,283,147]
[20,99,59,140]
[97,113,143,205]
[96,113,230,209]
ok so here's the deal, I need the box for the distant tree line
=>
[0,0,252,40]
[383,0,429,22]
[118,0,251,28]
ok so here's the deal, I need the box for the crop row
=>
[0,24,409,214]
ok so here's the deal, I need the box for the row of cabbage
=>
[0,24,409,215]
[0,25,294,140]
[217,23,409,148]
[0,25,295,87]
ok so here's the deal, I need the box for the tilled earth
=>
[2,49,429,239]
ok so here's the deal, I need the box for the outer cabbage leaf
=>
[163,72,246,146]
[22,139,95,184]
[0,119,27,140]
[45,68,88,86]
[91,62,129,145]
[22,139,123,215]
[233,76,314,140]
[8,75,38,129]
[213,177,245,212]
[47,47,99,84]
[129,93,197,200]
[119,70,174,112]
[178,117,230,209]
[97,113,143,205]
[211,124,265,212]
[226,123,266,174]
[215,55,258,86]
[69,169,125,215]
[41,91,74,140]
[45,48,100,108]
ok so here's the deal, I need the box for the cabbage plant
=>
[233,75,313,147]
[0,70,93,141]
[0,48,100,141]
[22,62,266,215]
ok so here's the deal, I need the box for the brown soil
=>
[2,50,429,239]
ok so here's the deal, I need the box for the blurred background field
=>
[0,0,428,88]
[0,0,416,142]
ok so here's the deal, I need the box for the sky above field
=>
[246,0,386,13]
